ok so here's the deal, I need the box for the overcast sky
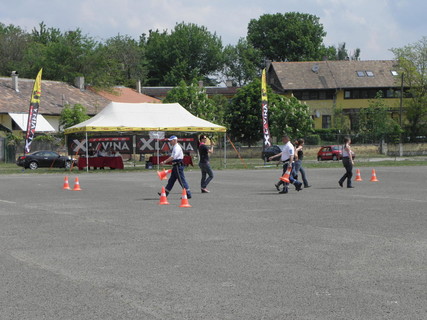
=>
[2,0,426,60]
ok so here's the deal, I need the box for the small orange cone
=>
[179,189,192,208]
[63,176,71,190]
[370,169,379,182]
[157,169,172,180]
[73,177,82,191]
[158,186,170,205]
[280,166,292,183]
[355,169,362,181]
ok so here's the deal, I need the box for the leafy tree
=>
[391,37,427,141]
[23,26,100,83]
[269,96,313,139]
[59,104,90,130]
[102,34,147,87]
[335,42,361,60]
[145,22,223,85]
[225,80,262,146]
[222,38,263,86]
[333,105,351,134]
[163,79,223,124]
[247,12,326,61]
[358,92,402,143]
[0,23,31,76]
[225,79,312,146]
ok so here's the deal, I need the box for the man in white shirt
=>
[269,135,303,194]
[159,135,192,199]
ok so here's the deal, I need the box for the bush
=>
[305,134,321,145]
[313,129,341,142]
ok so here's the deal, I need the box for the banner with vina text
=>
[25,68,43,153]
[261,68,272,149]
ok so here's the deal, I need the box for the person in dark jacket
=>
[198,134,214,193]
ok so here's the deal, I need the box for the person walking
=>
[269,135,303,194]
[159,135,192,198]
[198,134,214,193]
[338,136,354,188]
[293,138,311,188]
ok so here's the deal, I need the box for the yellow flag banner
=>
[25,68,43,154]
[261,68,272,149]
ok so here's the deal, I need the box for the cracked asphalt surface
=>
[1,166,426,319]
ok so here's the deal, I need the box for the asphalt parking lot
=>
[0,166,426,320]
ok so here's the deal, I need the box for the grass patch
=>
[1,156,426,174]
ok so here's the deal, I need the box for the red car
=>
[317,145,355,161]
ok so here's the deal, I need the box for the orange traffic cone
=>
[179,188,192,208]
[370,169,379,182]
[158,186,170,205]
[280,166,292,183]
[73,177,82,191]
[355,169,362,181]
[157,169,172,180]
[63,176,71,190]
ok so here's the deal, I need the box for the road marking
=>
[0,199,16,204]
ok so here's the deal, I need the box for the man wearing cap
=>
[159,135,192,199]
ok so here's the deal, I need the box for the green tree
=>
[335,42,361,60]
[333,105,351,134]
[358,93,401,143]
[59,104,90,130]
[145,22,223,85]
[391,37,427,141]
[24,26,100,83]
[102,34,147,87]
[163,79,223,124]
[0,23,31,76]
[225,79,312,146]
[222,38,263,86]
[269,96,313,139]
[247,12,326,61]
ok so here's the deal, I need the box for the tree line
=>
[0,13,360,88]
[1,13,425,145]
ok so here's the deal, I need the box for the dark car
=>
[262,145,282,162]
[317,145,355,161]
[16,151,74,170]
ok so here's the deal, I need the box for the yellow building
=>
[266,60,405,130]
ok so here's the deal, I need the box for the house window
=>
[356,71,365,77]
[344,91,351,99]
[302,91,310,100]
[366,71,374,77]
[322,115,331,128]
[391,70,399,76]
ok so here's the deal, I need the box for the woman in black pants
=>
[338,137,354,188]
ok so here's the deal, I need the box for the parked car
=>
[317,145,355,161]
[262,145,282,161]
[16,151,75,170]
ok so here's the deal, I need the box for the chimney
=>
[225,79,233,87]
[74,77,85,91]
[136,80,141,94]
[11,71,19,92]
[198,80,204,87]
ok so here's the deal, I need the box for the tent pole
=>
[85,132,89,172]
[224,133,227,169]
[133,134,136,167]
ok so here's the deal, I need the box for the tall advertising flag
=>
[25,68,43,154]
[261,68,272,149]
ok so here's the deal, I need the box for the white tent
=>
[64,102,226,134]
[64,102,227,170]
